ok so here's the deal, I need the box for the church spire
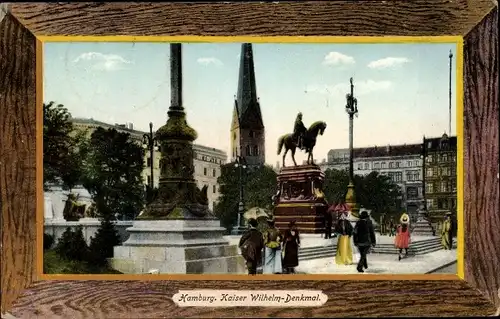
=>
[235,43,263,128]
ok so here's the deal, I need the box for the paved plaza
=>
[225,234,457,275]
[295,249,457,274]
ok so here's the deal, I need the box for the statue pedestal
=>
[273,165,328,234]
[111,220,246,274]
[411,211,435,236]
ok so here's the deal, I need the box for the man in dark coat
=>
[353,211,376,273]
[239,218,264,275]
[323,209,333,239]
[293,112,307,149]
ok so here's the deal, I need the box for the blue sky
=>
[44,42,457,166]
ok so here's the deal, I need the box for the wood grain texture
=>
[463,7,500,309]
[9,1,497,37]
[0,13,37,314]
[1,1,499,317]
[9,280,497,318]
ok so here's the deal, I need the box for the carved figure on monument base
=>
[62,193,87,221]
[138,181,213,220]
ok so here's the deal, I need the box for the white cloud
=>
[367,57,410,69]
[306,79,393,97]
[73,52,132,71]
[322,52,355,66]
[197,57,223,66]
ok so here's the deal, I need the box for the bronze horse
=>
[277,121,327,167]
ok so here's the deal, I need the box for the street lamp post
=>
[143,122,159,189]
[344,77,359,218]
[231,156,247,235]
[448,50,453,136]
[421,135,427,211]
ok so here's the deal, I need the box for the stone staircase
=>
[298,237,457,261]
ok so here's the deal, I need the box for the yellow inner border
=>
[36,35,464,281]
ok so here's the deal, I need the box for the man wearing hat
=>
[293,112,307,149]
[441,212,453,250]
[353,210,376,273]
[239,218,264,275]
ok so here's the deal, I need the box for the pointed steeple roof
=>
[235,43,264,129]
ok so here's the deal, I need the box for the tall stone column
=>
[137,43,212,220]
[112,44,245,274]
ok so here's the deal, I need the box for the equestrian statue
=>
[277,112,327,167]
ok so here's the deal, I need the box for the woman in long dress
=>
[263,218,283,274]
[335,211,354,265]
[394,213,411,261]
[282,221,300,274]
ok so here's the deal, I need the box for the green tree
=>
[43,101,84,191]
[356,171,403,220]
[214,164,240,231]
[322,169,403,221]
[54,226,89,261]
[81,127,145,220]
[215,164,277,232]
[323,168,350,204]
[60,129,89,192]
[87,215,121,266]
[244,165,277,209]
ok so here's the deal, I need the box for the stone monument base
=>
[411,212,435,236]
[273,165,328,234]
[111,220,246,274]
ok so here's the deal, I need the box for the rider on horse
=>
[293,112,307,149]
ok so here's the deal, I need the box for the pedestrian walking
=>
[262,218,283,274]
[324,209,333,239]
[335,211,354,265]
[353,210,376,273]
[389,219,396,237]
[238,218,264,275]
[394,213,411,261]
[282,221,300,274]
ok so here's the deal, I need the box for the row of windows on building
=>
[426,153,456,163]
[386,171,421,183]
[202,167,218,177]
[425,166,456,177]
[406,186,422,200]
[357,159,421,171]
[425,180,457,193]
[232,145,260,158]
[426,198,456,210]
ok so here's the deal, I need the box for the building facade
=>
[422,134,457,222]
[230,43,266,166]
[71,118,226,210]
[320,144,424,219]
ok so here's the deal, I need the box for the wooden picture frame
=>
[1,2,498,318]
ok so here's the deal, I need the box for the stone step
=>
[298,240,445,254]
[298,242,455,261]
[298,238,442,254]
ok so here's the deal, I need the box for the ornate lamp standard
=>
[231,155,247,235]
[421,135,427,211]
[344,77,359,218]
[142,122,159,189]
[448,50,453,136]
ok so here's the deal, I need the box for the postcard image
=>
[42,41,459,276]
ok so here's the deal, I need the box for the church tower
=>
[230,43,265,166]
